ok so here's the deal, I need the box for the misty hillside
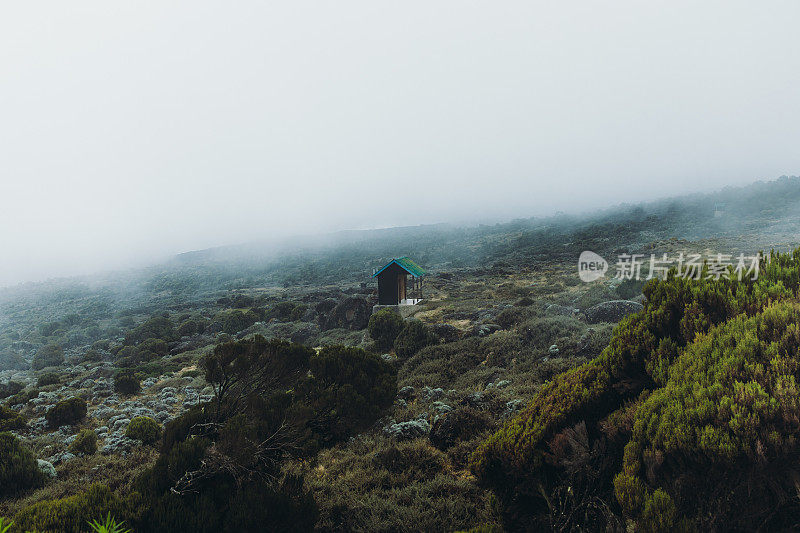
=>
[2,176,800,532]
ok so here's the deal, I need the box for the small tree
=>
[32,343,64,370]
[46,397,87,428]
[368,308,405,351]
[393,319,437,358]
[113,373,140,396]
[0,432,47,497]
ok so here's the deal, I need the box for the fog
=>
[1,1,799,286]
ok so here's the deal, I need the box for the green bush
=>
[46,397,87,428]
[0,432,46,497]
[471,249,800,531]
[368,308,405,351]
[12,484,131,533]
[125,416,161,445]
[124,315,176,345]
[0,381,24,400]
[393,319,437,358]
[36,372,61,387]
[69,428,98,455]
[31,343,64,370]
[0,405,26,432]
[113,373,140,396]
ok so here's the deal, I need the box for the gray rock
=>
[549,344,559,354]
[583,300,643,324]
[495,380,511,389]
[546,304,578,317]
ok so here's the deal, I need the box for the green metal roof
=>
[372,257,426,278]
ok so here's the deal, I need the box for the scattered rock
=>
[549,344,559,354]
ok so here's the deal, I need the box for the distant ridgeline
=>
[471,246,800,531]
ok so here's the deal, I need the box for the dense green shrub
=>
[12,484,131,533]
[125,416,161,445]
[368,308,405,351]
[69,428,98,455]
[31,343,64,370]
[131,336,396,531]
[0,381,24,400]
[303,345,397,446]
[471,250,800,531]
[0,432,46,497]
[36,372,61,387]
[124,315,176,345]
[210,308,261,335]
[0,405,27,432]
[114,373,140,396]
[394,319,438,358]
[177,317,208,337]
[46,397,87,428]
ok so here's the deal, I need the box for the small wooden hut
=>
[372,257,425,306]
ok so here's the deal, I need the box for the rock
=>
[583,300,644,324]
[495,380,511,389]
[321,297,371,331]
[383,416,430,440]
[546,304,578,317]
[37,459,57,478]
[549,344,559,354]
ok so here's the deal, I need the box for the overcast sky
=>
[1,1,799,286]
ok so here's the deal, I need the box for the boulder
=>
[583,300,644,324]
[321,297,371,331]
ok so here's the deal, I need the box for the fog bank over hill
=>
[3,1,800,286]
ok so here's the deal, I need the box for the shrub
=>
[36,372,61,387]
[113,373,140,396]
[394,319,438,358]
[46,397,87,428]
[69,428,98,455]
[368,308,405,351]
[124,315,176,345]
[303,345,397,446]
[31,343,64,370]
[125,416,161,445]
[12,484,131,533]
[0,405,27,432]
[0,432,47,497]
[471,250,800,531]
[0,381,24,400]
